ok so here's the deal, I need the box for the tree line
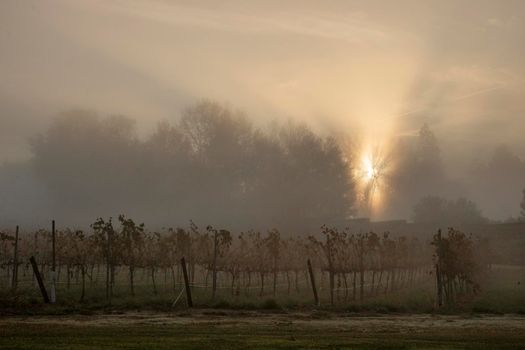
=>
[28,101,354,230]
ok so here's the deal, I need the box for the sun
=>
[354,148,391,217]
[358,153,382,197]
[363,155,378,181]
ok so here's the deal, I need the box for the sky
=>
[1,0,525,224]
[1,0,525,162]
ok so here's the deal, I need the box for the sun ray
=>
[354,146,392,218]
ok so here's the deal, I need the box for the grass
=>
[1,266,523,316]
[0,284,439,315]
[1,265,524,350]
[1,314,525,349]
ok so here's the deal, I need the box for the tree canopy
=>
[412,196,487,225]
[29,101,356,230]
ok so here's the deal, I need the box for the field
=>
[2,264,524,315]
[1,311,525,350]
[1,266,524,349]
[2,229,524,349]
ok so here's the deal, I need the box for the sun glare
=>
[363,155,377,181]
[354,148,391,218]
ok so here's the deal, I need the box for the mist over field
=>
[1,0,525,229]
[2,4,525,349]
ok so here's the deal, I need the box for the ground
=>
[1,311,525,349]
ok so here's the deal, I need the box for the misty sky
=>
[1,0,525,225]
[1,0,525,163]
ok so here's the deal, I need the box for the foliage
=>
[28,101,355,230]
[413,196,487,225]
[432,228,486,307]
[0,217,437,307]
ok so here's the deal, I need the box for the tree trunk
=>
[360,268,364,301]
[66,265,71,290]
[170,266,176,292]
[371,271,376,296]
[260,272,265,296]
[151,266,157,295]
[273,269,277,297]
[80,265,86,302]
[329,269,335,305]
[231,271,236,296]
[286,271,291,295]
[343,273,348,301]
[130,265,135,296]
[352,271,357,301]
[245,271,251,295]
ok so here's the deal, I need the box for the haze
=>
[1,0,525,228]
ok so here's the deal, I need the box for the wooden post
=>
[50,220,56,303]
[30,256,50,303]
[359,237,364,301]
[32,232,38,286]
[327,236,335,306]
[52,220,56,271]
[181,257,193,307]
[435,229,443,307]
[11,226,19,290]
[212,229,218,300]
[307,259,320,306]
[106,228,112,302]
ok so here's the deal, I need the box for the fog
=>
[1,0,525,228]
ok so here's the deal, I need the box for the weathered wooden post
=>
[11,226,19,290]
[359,236,365,301]
[327,236,335,306]
[435,229,443,308]
[307,259,320,306]
[32,231,38,287]
[181,257,193,307]
[50,220,56,304]
[212,229,218,300]
[106,227,112,302]
[30,256,50,303]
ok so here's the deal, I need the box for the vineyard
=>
[0,217,494,311]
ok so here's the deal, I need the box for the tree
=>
[416,123,442,176]
[264,229,281,297]
[432,228,484,306]
[143,232,161,295]
[30,110,139,222]
[270,122,355,228]
[413,196,487,225]
[91,217,116,301]
[206,225,232,299]
[29,102,357,230]
[68,229,92,302]
[385,123,446,219]
[468,145,525,220]
[118,215,145,296]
